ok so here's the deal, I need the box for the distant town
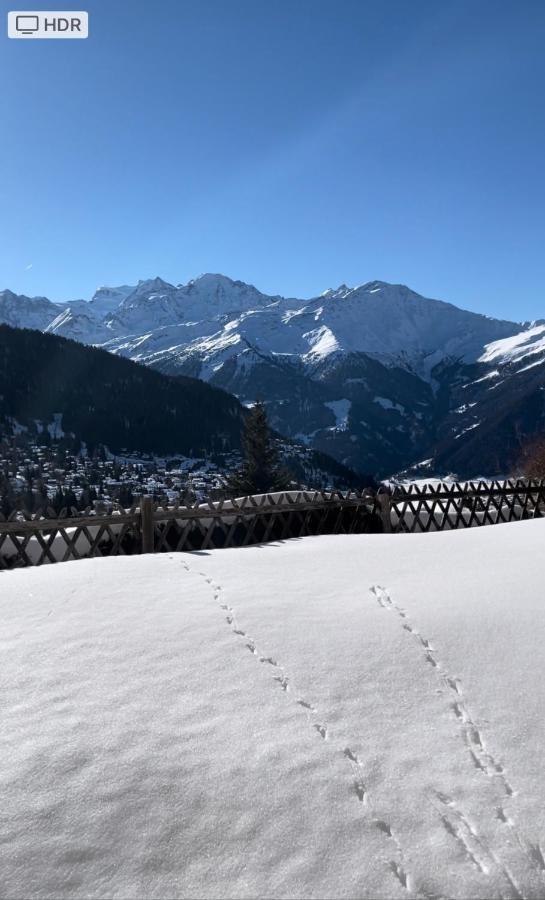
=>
[0,431,352,518]
[0,432,242,517]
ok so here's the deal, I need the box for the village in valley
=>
[0,426,354,517]
[0,432,241,515]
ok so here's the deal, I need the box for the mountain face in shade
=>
[0,324,244,457]
[2,274,544,477]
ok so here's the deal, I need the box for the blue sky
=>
[1,0,544,320]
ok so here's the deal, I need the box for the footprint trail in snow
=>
[182,560,424,897]
[370,583,545,899]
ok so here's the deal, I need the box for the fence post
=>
[377,489,393,534]
[140,495,154,554]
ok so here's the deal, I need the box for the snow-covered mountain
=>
[2,273,544,477]
[0,289,61,331]
[44,276,522,374]
[1,274,522,369]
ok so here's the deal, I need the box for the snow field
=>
[1,520,545,898]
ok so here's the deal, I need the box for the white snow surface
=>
[479,325,545,366]
[324,399,351,430]
[2,522,545,899]
[374,396,406,414]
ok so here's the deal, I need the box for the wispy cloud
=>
[25,263,33,270]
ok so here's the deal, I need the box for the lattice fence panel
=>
[2,482,544,568]
[0,506,141,570]
[149,490,380,553]
[390,479,545,533]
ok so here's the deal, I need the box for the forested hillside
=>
[0,325,243,456]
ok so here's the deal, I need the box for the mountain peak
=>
[357,280,411,296]
[320,284,352,299]
[135,276,174,292]
[93,284,135,297]
[189,273,236,288]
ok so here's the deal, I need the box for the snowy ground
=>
[1,522,545,899]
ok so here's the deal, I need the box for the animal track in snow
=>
[183,563,421,896]
[446,676,461,695]
[496,806,511,824]
[371,583,545,895]
[343,747,359,764]
[436,792,540,898]
[440,815,489,874]
[390,861,412,892]
[342,746,369,805]
[434,793,479,840]
[374,819,393,837]
[353,779,367,803]
[296,699,315,711]
[451,701,469,722]
[468,725,484,748]
[343,748,373,810]
[371,585,545,900]
[433,793,494,879]
[370,585,514,796]
[527,842,545,873]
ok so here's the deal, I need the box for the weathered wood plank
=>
[0,513,138,534]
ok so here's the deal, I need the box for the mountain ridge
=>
[2,274,544,477]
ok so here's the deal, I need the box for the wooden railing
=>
[1,480,544,568]
[0,489,378,568]
[387,478,545,533]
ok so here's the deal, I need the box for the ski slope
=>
[1,521,545,899]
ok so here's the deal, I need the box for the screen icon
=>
[8,11,88,38]
[15,14,38,33]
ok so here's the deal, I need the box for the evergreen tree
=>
[52,487,65,514]
[118,483,134,508]
[36,479,49,512]
[78,487,91,511]
[0,473,15,518]
[22,470,34,513]
[226,402,293,497]
[64,488,78,515]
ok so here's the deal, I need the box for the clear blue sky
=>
[1,0,544,320]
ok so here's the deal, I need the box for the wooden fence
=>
[0,489,379,569]
[387,478,545,533]
[1,479,544,569]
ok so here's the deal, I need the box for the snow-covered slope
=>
[0,289,61,331]
[2,521,545,899]
[2,275,523,373]
[95,274,286,342]
[422,323,545,477]
[88,284,135,318]
[94,278,523,377]
[479,323,545,371]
